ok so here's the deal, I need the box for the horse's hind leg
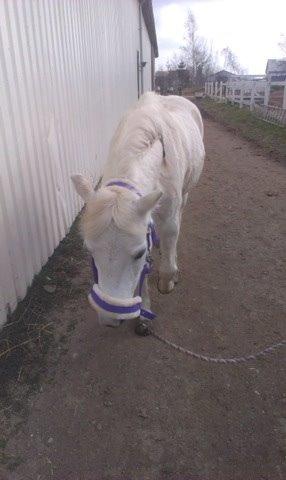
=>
[156,196,182,294]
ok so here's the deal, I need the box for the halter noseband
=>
[88,181,159,321]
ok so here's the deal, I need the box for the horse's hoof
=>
[135,322,152,336]
[158,279,175,294]
[173,271,179,284]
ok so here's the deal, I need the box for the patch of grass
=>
[67,320,77,333]
[196,98,286,161]
[7,455,24,471]
[0,439,7,449]
[1,453,24,471]
[59,334,68,344]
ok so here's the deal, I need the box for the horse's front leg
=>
[158,222,179,293]
[135,278,152,336]
[156,197,183,294]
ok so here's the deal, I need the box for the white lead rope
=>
[152,332,286,364]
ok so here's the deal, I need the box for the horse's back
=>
[159,94,204,139]
[110,92,204,193]
[154,94,205,188]
[139,93,203,138]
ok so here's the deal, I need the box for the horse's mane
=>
[107,92,163,167]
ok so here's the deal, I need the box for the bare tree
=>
[157,63,165,72]
[221,47,245,74]
[278,35,286,55]
[179,10,218,85]
[160,10,222,90]
[166,52,182,71]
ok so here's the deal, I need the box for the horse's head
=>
[71,174,161,327]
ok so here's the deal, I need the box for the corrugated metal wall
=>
[142,19,152,93]
[0,0,153,327]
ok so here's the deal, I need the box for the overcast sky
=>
[153,0,286,73]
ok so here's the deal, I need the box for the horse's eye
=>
[133,248,146,260]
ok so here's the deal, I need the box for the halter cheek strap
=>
[88,181,159,321]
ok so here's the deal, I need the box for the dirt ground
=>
[1,118,286,480]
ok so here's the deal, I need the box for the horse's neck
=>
[104,140,163,195]
[129,150,161,194]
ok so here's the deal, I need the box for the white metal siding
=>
[0,0,153,326]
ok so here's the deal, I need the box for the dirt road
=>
[1,119,286,480]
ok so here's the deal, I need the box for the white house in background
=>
[266,59,286,82]
[265,59,286,109]
[206,70,237,83]
[0,0,158,327]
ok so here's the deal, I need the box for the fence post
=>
[239,84,244,108]
[264,82,270,106]
[250,82,255,111]
[219,81,223,102]
[210,82,214,97]
[283,83,286,110]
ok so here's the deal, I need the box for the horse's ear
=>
[137,190,162,216]
[71,174,94,202]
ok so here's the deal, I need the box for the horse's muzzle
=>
[88,284,142,322]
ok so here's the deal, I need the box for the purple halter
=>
[88,181,159,321]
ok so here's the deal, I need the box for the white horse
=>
[72,92,204,331]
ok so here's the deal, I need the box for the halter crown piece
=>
[88,181,160,321]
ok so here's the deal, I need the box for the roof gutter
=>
[139,0,145,95]
[140,0,158,58]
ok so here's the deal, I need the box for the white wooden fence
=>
[0,0,153,327]
[205,77,286,126]
[253,103,286,126]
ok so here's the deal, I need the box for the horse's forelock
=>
[81,187,145,241]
